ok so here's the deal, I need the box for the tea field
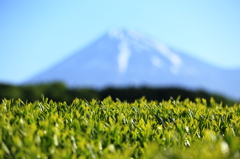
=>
[0,97,240,158]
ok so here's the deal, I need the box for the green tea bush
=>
[0,97,240,158]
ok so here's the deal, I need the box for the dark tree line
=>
[0,82,237,106]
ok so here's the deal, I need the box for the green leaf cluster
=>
[0,97,240,158]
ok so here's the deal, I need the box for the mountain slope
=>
[27,29,240,100]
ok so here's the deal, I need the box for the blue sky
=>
[1,0,240,84]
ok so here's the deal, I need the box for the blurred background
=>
[0,1,240,103]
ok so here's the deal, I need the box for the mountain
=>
[26,29,240,100]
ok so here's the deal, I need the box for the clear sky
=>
[1,0,240,84]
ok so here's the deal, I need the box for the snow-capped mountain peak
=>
[109,28,183,74]
[108,28,147,41]
[26,29,240,100]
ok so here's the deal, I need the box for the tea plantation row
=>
[0,97,240,158]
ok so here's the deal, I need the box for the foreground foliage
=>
[0,97,240,158]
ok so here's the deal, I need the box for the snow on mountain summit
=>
[117,40,130,73]
[108,29,183,74]
[26,29,240,100]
